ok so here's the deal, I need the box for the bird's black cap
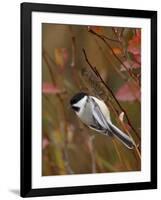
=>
[70,92,87,105]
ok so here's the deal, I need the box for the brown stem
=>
[111,27,139,80]
[43,50,56,85]
[96,32,141,102]
[88,29,139,88]
[112,139,128,169]
[94,38,127,81]
[112,27,119,39]
[100,34,122,44]
[82,48,141,141]
[87,27,122,44]
[119,28,125,39]
[88,135,96,173]
[43,50,73,174]
[68,27,81,89]
[82,48,141,162]
[108,101,141,161]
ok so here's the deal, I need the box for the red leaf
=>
[115,82,141,101]
[128,29,141,63]
[43,137,49,149]
[133,53,141,64]
[128,46,140,55]
[42,83,62,94]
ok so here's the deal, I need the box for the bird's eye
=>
[72,106,80,112]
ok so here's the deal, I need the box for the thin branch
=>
[112,27,119,39]
[43,49,73,174]
[111,27,140,80]
[100,34,122,44]
[88,29,139,88]
[82,48,141,141]
[112,139,128,169]
[94,38,140,103]
[87,27,122,44]
[43,50,56,85]
[71,36,76,68]
[88,135,96,173]
[119,28,125,39]
[108,100,141,160]
[94,38,127,81]
[82,48,141,160]
[68,27,81,89]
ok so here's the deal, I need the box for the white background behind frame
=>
[32,12,151,189]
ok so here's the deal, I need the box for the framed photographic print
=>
[21,2,157,197]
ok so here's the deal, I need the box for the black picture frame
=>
[21,2,157,197]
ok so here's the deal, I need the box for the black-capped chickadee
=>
[70,92,135,149]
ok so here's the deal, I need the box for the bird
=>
[70,92,135,149]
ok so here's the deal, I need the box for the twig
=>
[71,35,76,68]
[112,139,128,169]
[100,34,122,44]
[43,94,59,124]
[68,27,81,89]
[43,50,66,114]
[119,28,125,39]
[94,38,127,81]
[43,50,73,174]
[108,101,141,160]
[79,124,97,173]
[112,27,119,39]
[111,27,139,79]
[82,48,141,140]
[94,38,140,103]
[43,50,56,85]
[88,29,140,88]
[88,135,96,173]
[82,48,141,163]
[87,27,122,44]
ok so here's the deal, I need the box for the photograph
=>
[42,23,141,176]
[21,3,157,197]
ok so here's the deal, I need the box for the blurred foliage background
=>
[42,23,141,176]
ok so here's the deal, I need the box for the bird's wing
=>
[90,97,112,135]
[90,117,105,131]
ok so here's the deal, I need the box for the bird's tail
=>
[108,122,136,149]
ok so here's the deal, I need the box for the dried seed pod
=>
[80,67,109,102]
